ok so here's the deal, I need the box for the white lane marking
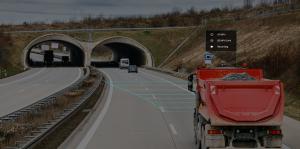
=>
[31,68,82,102]
[283,144,291,149]
[152,94,165,112]
[54,68,82,92]
[169,124,178,135]
[160,106,166,113]
[76,70,113,149]
[0,68,45,87]
[32,68,81,98]
[152,94,157,99]
[140,70,194,95]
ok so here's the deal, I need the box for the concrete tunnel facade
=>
[23,34,86,68]
[91,36,154,67]
[23,34,154,68]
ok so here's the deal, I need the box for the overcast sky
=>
[0,0,245,24]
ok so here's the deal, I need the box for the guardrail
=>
[0,67,101,149]
[18,68,103,149]
[0,67,88,123]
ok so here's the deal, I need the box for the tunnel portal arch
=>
[91,36,154,67]
[23,34,86,68]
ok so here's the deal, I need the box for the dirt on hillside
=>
[164,11,300,72]
[163,11,300,120]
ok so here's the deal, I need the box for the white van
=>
[119,58,130,69]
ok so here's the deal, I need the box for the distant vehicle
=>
[43,50,54,66]
[62,56,69,64]
[128,65,138,73]
[119,58,130,69]
[188,68,285,149]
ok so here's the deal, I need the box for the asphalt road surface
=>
[61,68,195,149]
[0,68,82,117]
[60,68,298,149]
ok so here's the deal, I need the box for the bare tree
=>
[244,0,253,8]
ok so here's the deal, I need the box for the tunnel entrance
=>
[26,40,85,67]
[91,37,153,68]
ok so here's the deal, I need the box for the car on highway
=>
[119,58,130,69]
[128,65,138,73]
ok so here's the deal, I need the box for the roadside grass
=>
[285,93,300,121]
[0,67,25,79]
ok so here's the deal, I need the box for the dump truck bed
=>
[196,68,284,126]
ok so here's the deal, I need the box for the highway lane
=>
[0,68,82,117]
[143,70,300,149]
[60,68,299,149]
[282,116,300,149]
[61,68,195,149]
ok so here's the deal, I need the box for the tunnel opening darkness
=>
[26,40,85,67]
[91,42,147,68]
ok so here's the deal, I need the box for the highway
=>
[60,68,195,149]
[59,68,300,149]
[0,68,82,117]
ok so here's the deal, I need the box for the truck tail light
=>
[208,129,223,135]
[268,129,282,135]
[263,129,283,148]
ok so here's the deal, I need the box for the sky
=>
[0,0,245,24]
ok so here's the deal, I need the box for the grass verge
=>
[32,76,105,149]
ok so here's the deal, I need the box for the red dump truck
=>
[188,68,284,149]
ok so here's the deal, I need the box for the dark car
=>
[128,65,138,73]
